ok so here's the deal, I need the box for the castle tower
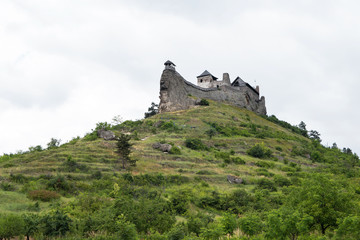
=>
[164,60,176,71]
[197,70,218,88]
[222,73,231,85]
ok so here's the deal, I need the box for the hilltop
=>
[0,100,359,239]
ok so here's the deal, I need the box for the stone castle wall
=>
[159,68,266,115]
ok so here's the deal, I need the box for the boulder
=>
[97,129,116,140]
[152,142,172,152]
[227,175,243,184]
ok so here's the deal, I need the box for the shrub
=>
[169,146,181,155]
[247,143,272,158]
[215,151,231,162]
[231,157,246,165]
[256,178,277,192]
[185,138,208,151]
[0,182,15,191]
[275,146,283,151]
[28,190,60,202]
[255,161,275,169]
[198,99,209,106]
[274,175,291,187]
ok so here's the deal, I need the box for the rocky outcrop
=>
[152,142,172,152]
[227,175,243,184]
[97,129,116,140]
[158,68,266,115]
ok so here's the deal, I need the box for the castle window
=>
[200,79,203,83]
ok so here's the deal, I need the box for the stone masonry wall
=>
[159,69,266,115]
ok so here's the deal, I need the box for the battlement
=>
[159,61,266,115]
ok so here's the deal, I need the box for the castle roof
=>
[231,76,246,87]
[164,60,176,66]
[197,70,218,80]
[232,76,259,95]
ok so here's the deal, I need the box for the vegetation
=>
[0,100,359,239]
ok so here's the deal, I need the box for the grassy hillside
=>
[0,100,359,239]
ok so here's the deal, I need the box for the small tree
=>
[309,130,321,142]
[0,214,25,240]
[47,138,61,149]
[145,102,159,118]
[205,128,217,139]
[298,121,308,137]
[116,134,136,168]
[23,214,41,240]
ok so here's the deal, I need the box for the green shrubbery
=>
[247,143,272,158]
[185,138,208,151]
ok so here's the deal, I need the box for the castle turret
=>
[222,73,231,85]
[256,86,260,94]
[164,60,176,71]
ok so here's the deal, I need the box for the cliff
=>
[159,68,267,115]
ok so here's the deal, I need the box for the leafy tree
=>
[309,130,321,142]
[116,134,136,169]
[23,214,41,240]
[145,102,159,118]
[238,213,263,237]
[332,142,338,149]
[220,213,238,235]
[287,174,354,234]
[115,214,137,240]
[265,207,313,240]
[205,128,216,139]
[42,211,72,237]
[200,222,224,240]
[29,145,43,152]
[336,215,360,240]
[47,138,61,149]
[0,214,25,240]
[298,121,308,137]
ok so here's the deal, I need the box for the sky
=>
[1,0,360,154]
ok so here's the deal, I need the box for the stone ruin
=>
[159,60,266,115]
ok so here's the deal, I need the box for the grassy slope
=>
[0,100,324,216]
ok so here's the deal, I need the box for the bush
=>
[256,178,277,192]
[185,138,208,151]
[198,99,209,106]
[274,175,291,187]
[169,146,181,155]
[255,161,275,169]
[247,143,272,158]
[0,182,15,191]
[28,190,60,202]
[231,157,246,165]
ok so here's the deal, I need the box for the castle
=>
[159,60,266,115]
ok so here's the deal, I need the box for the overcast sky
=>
[1,0,360,154]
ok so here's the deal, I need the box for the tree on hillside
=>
[287,174,354,235]
[116,134,136,169]
[309,130,321,142]
[298,121,308,137]
[144,102,159,118]
[47,138,61,149]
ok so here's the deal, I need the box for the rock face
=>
[158,67,266,115]
[97,129,116,140]
[227,175,243,184]
[152,142,172,152]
